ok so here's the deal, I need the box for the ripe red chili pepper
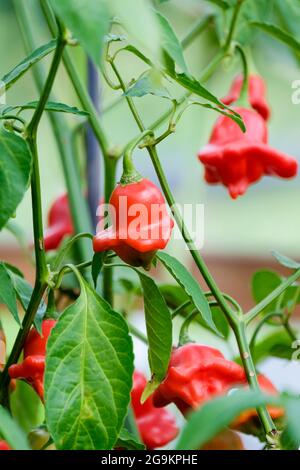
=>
[152,344,283,423]
[222,74,271,121]
[198,107,298,199]
[152,344,245,414]
[44,193,73,251]
[93,179,174,269]
[0,441,11,450]
[131,371,178,449]
[8,320,56,401]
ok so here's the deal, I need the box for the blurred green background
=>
[0,0,299,258]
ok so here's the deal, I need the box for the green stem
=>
[40,0,110,157]
[181,14,214,49]
[234,320,276,435]
[235,44,249,106]
[171,300,192,319]
[224,0,244,50]
[245,268,300,324]
[0,13,67,406]
[249,312,284,351]
[41,0,118,301]
[14,0,92,263]
[128,323,148,345]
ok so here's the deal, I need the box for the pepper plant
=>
[0,0,300,451]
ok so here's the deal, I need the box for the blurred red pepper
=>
[93,179,174,270]
[152,344,283,424]
[131,371,178,449]
[201,429,244,451]
[44,193,73,251]
[222,74,270,121]
[198,107,298,199]
[0,441,11,450]
[8,320,56,401]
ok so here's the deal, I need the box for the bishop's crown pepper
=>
[152,344,284,426]
[198,107,298,199]
[8,320,56,401]
[222,74,271,121]
[131,371,178,449]
[93,178,174,270]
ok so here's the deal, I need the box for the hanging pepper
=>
[0,441,11,450]
[93,179,174,269]
[8,320,56,401]
[198,107,298,199]
[152,344,283,424]
[131,371,178,449]
[44,193,73,251]
[222,74,270,121]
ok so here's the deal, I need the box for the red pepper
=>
[8,320,56,401]
[198,107,298,199]
[93,179,174,269]
[152,344,245,414]
[0,441,11,450]
[44,193,73,251]
[152,344,283,423]
[131,371,178,449]
[222,74,271,121]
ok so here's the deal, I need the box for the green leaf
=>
[157,252,219,335]
[205,0,232,9]
[115,428,145,450]
[8,272,46,332]
[271,250,300,270]
[156,11,189,74]
[49,0,110,67]
[6,102,89,116]
[274,0,300,40]
[159,283,190,310]
[166,73,245,131]
[0,262,20,325]
[110,0,161,63]
[1,39,57,90]
[45,276,134,450]
[251,21,300,52]
[252,269,282,314]
[176,390,278,450]
[252,330,293,364]
[0,405,30,450]
[10,381,44,434]
[187,100,245,131]
[136,270,172,399]
[125,69,170,99]
[0,128,32,230]
[91,252,104,288]
[117,45,154,67]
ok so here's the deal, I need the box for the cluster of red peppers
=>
[8,320,56,402]
[198,74,298,198]
[152,344,283,430]
[131,371,178,449]
[0,441,11,451]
